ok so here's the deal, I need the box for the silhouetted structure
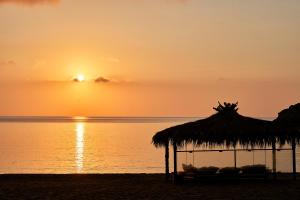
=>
[273,103,300,180]
[153,102,299,181]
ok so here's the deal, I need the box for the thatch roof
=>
[153,102,274,148]
[273,103,300,142]
[274,103,300,126]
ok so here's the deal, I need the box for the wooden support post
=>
[292,138,297,180]
[173,142,177,182]
[165,141,170,180]
[272,140,277,179]
[234,146,237,169]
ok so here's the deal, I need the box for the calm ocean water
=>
[0,117,298,174]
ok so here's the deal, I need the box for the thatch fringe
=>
[152,102,300,148]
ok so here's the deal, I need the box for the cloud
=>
[95,77,110,83]
[0,0,59,6]
[70,76,111,83]
[0,60,16,66]
[73,78,81,82]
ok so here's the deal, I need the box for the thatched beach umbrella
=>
[153,103,273,148]
[274,103,300,141]
[153,102,274,179]
[273,103,300,179]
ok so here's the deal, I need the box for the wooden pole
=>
[234,146,237,169]
[173,142,177,182]
[272,140,277,178]
[165,141,170,180]
[292,138,297,180]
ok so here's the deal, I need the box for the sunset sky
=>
[0,0,299,117]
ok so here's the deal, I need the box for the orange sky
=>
[0,0,299,117]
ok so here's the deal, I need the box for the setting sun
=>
[76,74,85,82]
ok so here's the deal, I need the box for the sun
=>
[76,74,85,82]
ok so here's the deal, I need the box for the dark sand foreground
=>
[0,174,300,200]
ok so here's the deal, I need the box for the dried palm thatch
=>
[273,103,300,143]
[152,102,274,148]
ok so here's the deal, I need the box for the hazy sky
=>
[0,0,299,116]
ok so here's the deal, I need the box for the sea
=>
[0,116,298,174]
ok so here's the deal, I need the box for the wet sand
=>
[0,174,299,200]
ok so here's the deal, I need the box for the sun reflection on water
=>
[76,122,85,173]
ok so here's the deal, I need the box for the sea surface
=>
[0,117,298,174]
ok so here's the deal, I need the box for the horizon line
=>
[0,115,275,118]
[0,116,201,123]
[0,115,276,123]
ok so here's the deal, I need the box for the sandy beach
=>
[0,174,299,200]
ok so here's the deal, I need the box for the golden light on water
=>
[75,122,85,173]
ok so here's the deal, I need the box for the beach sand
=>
[0,174,300,200]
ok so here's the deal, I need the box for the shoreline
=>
[1,174,300,199]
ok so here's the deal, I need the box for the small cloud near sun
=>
[0,60,16,66]
[95,76,110,83]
